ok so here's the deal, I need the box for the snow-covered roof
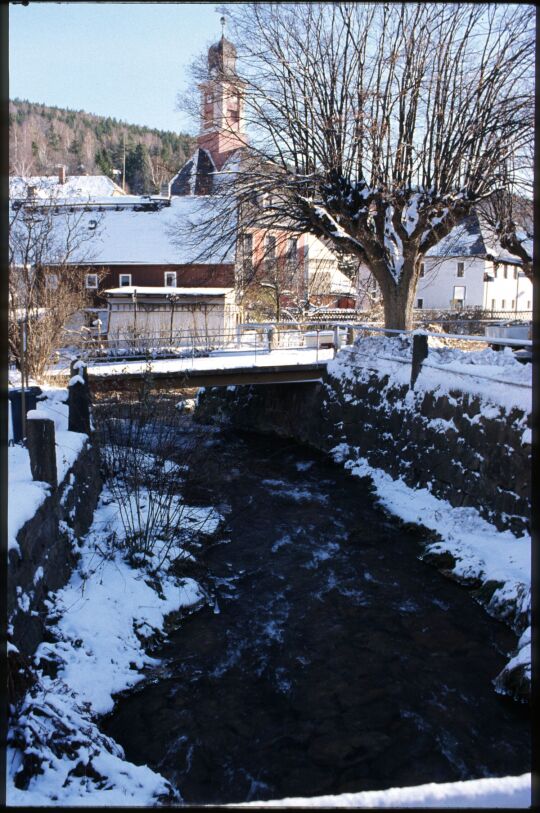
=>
[10,175,126,200]
[18,196,236,266]
[104,286,233,297]
[425,212,525,265]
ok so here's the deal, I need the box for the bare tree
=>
[476,152,534,279]
[180,2,534,329]
[9,182,104,381]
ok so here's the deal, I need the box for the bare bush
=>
[95,373,220,571]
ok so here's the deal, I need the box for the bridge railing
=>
[73,320,532,373]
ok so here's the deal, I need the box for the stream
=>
[102,422,530,805]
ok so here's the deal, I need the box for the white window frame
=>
[119,273,132,287]
[164,271,177,288]
[453,285,466,303]
[85,273,98,289]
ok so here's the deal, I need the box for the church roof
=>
[170,148,217,196]
[208,34,237,76]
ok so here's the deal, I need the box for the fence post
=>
[68,370,91,434]
[410,331,429,389]
[267,326,275,352]
[26,412,57,488]
[333,327,341,357]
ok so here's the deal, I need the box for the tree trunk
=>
[374,255,418,331]
[382,288,415,331]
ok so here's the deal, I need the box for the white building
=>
[105,286,237,344]
[417,212,532,314]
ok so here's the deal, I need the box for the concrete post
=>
[68,376,91,434]
[26,413,57,488]
[410,332,429,389]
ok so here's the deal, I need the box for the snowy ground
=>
[235,774,531,808]
[7,482,218,805]
[328,335,532,413]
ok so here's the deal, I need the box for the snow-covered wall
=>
[8,409,102,660]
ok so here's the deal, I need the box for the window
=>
[164,271,177,287]
[416,298,424,309]
[527,301,531,309]
[491,299,496,310]
[457,262,464,277]
[85,273,98,289]
[493,264,498,279]
[286,238,298,265]
[511,299,516,310]
[243,233,253,270]
[503,265,508,279]
[453,286,465,308]
[419,262,425,278]
[88,219,97,231]
[119,274,132,287]
[46,274,58,290]
[514,267,518,279]
[266,235,276,256]
[501,299,506,309]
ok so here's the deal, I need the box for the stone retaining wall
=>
[8,441,101,658]
[195,372,530,536]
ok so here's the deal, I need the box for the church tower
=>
[197,24,246,170]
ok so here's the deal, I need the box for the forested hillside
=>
[9,98,197,194]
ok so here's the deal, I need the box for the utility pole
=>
[122,132,126,192]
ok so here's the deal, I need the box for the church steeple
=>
[197,23,246,170]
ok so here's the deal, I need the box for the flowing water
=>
[102,423,529,805]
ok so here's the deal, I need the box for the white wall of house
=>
[416,256,486,309]
[416,257,532,312]
[482,261,532,312]
[107,291,237,341]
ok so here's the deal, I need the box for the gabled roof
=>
[425,211,525,264]
[11,196,236,267]
[9,175,125,200]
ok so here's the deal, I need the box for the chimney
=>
[58,165,66,185]
[160,181,171,198]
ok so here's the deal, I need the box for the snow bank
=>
[328,336,531,414]
[235,773,531,808]
[331,443,531,699]
[8,387,88,554]
[8,474,222,805]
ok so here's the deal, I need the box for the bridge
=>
[86,347,334,393]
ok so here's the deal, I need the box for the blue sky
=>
[9,2,229,134]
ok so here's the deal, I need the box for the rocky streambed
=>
[102,424,530,805]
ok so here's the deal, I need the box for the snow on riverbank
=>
[8,386,87,555]
[328,336,532,414]
[329,336,531,700]
[7,484,217,805]
[236,773,531,808]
